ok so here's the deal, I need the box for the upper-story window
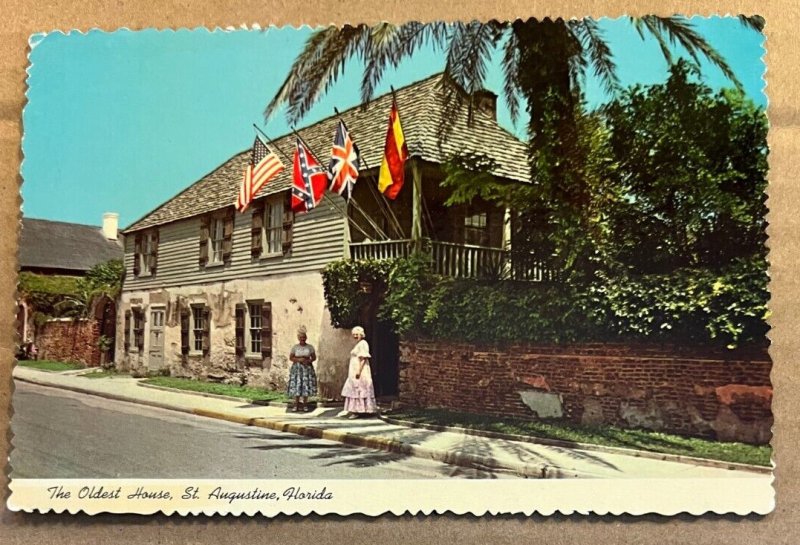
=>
[210,218,225,264]
[133,229,159,277]
[251,192,293,258]
[199,208,234,268]
[263,200,284,255]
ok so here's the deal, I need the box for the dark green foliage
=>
[18,272,82,317]
[601,61,768,274]
[586,258,769,347]
[321,259,396,328]
[322,253,767,348]
[18,259,125,319]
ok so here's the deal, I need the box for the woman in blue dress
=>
[287,327,317,412]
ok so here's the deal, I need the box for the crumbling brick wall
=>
[398,340,772,445]
[36,319,101,367]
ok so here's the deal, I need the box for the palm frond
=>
[360,22,450,106]
[637,15,743,90]
[501,29,521,123]
[438,20,507,132]
[569,19,621,95]
[264,25,369,124]
[631,17,674,66]
[739,15,765,32]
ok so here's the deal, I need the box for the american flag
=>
[291,138,329,214]
[328,120,360,201]
[236,136,284,212]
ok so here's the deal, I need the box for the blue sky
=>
[21,18,766,228]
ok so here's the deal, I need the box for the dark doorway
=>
[95,296,117,366]
[360,302,399,397]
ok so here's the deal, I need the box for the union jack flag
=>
[291,138,329,214]
[328,120,360,201]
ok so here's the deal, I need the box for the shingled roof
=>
[125,73,530,233]
[19,218,124,273]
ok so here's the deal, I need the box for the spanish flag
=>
[378,99,409,200]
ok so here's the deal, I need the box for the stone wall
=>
[36,319,101,367]
[398,340,772,445]
[117,271,352,396]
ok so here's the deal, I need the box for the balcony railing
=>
[349,239,556,282]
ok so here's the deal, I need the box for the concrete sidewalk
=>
[12,366,770,480]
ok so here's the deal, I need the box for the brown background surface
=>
[0,0,796,543]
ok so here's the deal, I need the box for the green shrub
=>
[321,258,396,328]
[321,254,768,348]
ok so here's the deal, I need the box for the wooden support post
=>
[411,159,422,249]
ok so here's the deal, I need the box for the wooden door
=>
[148,308,166,372]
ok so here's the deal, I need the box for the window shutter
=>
[124,310,131,352]
[222,208,235,263]
[260,302,272,358]
[133,234,143,276]
[201,307,211,356]
[135,309,145,352]
[235,307,245,358]
[180,309,190,355]
[282,192,294,255]
[199,216,210,267]
[251,200,264,257]
[149,230,159,276]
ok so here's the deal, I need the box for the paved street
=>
[10,381,506,479]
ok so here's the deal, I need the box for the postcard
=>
[8,17,773,516]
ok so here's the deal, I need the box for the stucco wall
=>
[116,271,352,397]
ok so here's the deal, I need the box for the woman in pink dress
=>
[340,326,377,419]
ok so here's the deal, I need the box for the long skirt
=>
[287,363,317,397]
[341,362,377,414]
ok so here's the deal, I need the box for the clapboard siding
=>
[123,197,347,291]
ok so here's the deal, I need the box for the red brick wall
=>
[37,319,101,367]
[398,340,772,445]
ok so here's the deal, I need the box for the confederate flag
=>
[291,138,329,213]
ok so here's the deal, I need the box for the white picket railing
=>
[349,239,555,282]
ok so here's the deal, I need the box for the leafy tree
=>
[600,61,768,274]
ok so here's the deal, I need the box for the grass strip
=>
[16,360,84,372]
[391,408,771,467]
[141,376,293,403]
[85,370,130,379]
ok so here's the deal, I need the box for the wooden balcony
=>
[349,239,556,282]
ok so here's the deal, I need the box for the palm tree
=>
[265,17,764,273]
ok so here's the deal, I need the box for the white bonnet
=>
[351,326,365,337]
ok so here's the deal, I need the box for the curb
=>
[378,415,772,475]
[14,374,588,479]
[137,382,345,409]
[191,409,591,479]
[13,375,196,417]
[137,382,290,407]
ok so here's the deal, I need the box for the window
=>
[235,301,272,360]
[263,200,284,255]
[210,218,225,264]
[192,306,205,352]
[464,211,489,246]
[134,230,158,277]
[251,194,293,258]
[141,236,152,275]
[132,308,144,352]
[247,302,262,355]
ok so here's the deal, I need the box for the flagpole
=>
[252,124,373,241]
[290,127,390,242]
[333,107,405,240]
